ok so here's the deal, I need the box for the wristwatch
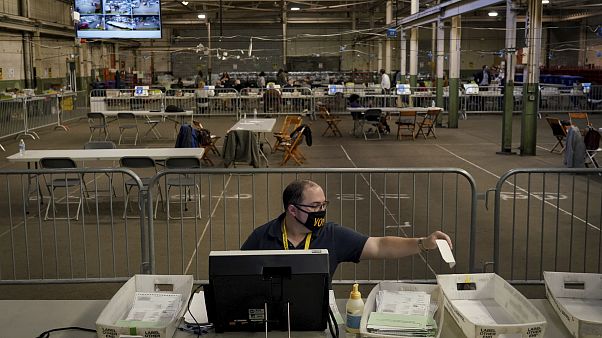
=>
[417,237,430,252]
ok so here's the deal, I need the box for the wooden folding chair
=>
[318,106,342,137]
[545,117,568,154]
[416,109,441,139]
[281,126,307,166]
[568,112,592,135]
[272,115,303,153]
[193,120,221,166]
[395,110,417,140]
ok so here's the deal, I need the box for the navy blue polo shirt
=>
[241,213,369,277]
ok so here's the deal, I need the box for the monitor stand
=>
[263,302,291,338]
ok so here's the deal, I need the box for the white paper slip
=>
[436,239,456,268]
[184,291,209,324]
[328,290,344,324]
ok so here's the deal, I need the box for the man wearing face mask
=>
[241,179,452,277]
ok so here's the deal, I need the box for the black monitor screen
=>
[205,249,330,333]
[74,0,162,39]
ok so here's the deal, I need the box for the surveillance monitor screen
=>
[74,0,162,39]
[582,83,591,94]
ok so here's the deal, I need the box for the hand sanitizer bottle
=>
[18,139,25,155]
[345,283,364,333]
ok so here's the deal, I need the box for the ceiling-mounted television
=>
[74,0,162,39]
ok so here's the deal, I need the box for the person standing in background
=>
[257,71,266,88]
[380,69,391,94]
[277,69,288,86]
[114,69,121,89]
[194,70,205,88]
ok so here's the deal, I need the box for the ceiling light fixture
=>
[541,0,550,4]
[488,10,498,17]
[197,13,206,19]
[181,1,188,5]
[290,7,300,11]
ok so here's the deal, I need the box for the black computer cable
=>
[36,326,96,338]
[327,307,339,338]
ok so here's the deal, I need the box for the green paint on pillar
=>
[448,78,459,128]
[500,80,515,153]
[436,78,444,108]
[520,83,539,156]
[409,75,417,89]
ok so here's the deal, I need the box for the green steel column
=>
[449,78,459,128]
[520,0,543,156]
[448,16,461,128]
[500,0,517,154]
[409,75,417,89]
[501,80,515,151]
[521,83,539,155]
[436,20,444,110]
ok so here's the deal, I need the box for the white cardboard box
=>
[437,273,546,338]
[359,281,443,338]
[543,271,602,337]
[96,274,193,338]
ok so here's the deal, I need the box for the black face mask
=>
[294,206,326,232]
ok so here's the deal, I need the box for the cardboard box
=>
[544,271,602,337]
[96,274,193,338]
[359,281,443,338]
[437,273,546,338]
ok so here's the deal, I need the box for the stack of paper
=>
[116,292,183,328]
[367,290,438,337]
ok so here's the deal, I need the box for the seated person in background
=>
[175,77,184,89]
[348,94,362,120]
[242,180,452,277]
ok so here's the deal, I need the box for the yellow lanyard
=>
[282,219,311,250]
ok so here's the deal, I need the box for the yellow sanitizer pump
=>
[345,283,364,333]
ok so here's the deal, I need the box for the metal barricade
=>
[280,87,313,115]
[24,94,59,138]
[204,88,239,117]
[164,89,197,113]
[492,168,602,284]
[0,168,148,284]
[147,168,478,284]
[0,97,27,140]
[89,89,163,112]
[58,91,90,127]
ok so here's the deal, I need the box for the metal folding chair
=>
[39,157,87,221]
[119,156,163,219]
[416,109,441,139]
[87,112,109,141]
[117,112,140,145]
[165,157,202,219]
[545,117,568,154]
[395,111,418,140]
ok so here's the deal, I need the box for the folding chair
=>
[545,117,568,154]
[362,109,383,140]
[280,126,307,166]
[318,106,342,137]
[165,157,202,219]
[416,109,441,139]
[39,157,87,221]
[144,116,162,140]
[117,112,140,145]
[192,120,221,165]
[272,115,303,153]
[568,112,592,135]
[584,128,601,168]
[87,112,109,141]
[84,141,117,197]
[395,110,417,140]
[119,156,163,219]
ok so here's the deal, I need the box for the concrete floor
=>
[0,112,600,299]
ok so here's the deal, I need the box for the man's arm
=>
[360,230,452,260]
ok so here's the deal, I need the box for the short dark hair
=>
[380,69,385,74]
[282,180,318,209]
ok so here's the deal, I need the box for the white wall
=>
[0,32,24,81]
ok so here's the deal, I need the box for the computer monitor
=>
[205,249,330,333]
[582,83,591,94]
[134,85,149,97]
[396,83,411,95]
